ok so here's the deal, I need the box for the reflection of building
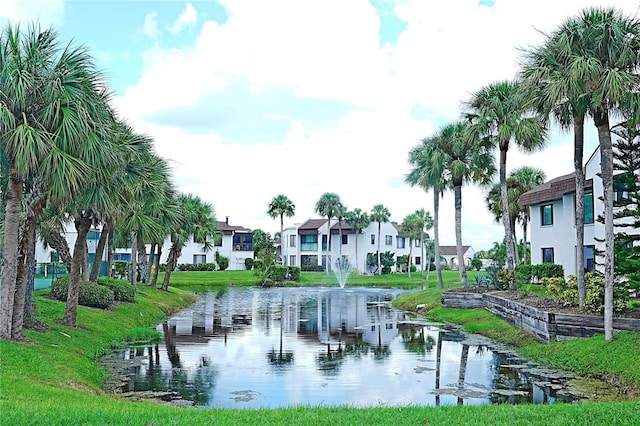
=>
[162,288,409,348]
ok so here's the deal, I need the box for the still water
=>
[111,287,581,408]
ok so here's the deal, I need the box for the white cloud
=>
[167,2,197,35]
[143,11,159,39]
[0,0,64,27]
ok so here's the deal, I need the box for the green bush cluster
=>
[178,263,216,272]
[265,265,301,282]
[541,272,628,314]
[50,277,114,309]
[253,259,264,271]
[288,266,301,281]
[244,257,254,270]
[516,264,565,285]
[113,260,128,279]
[97,277,135,302]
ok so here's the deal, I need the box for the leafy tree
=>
[370,204,391,275]
[611,121,640,293]
[315,193,342,274]
[400,212,422,278]
[465,80,547,276]
[267,194,295,264]
[345,208,370,274]
[253,229,277,283]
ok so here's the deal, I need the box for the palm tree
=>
[315,193,342,274]
[407,138,449,288]
[485,179,522,264]
[267,195,296,265]
[162,194,217,291]
[334,202,347,258]
[0,24,110,339]
[525,7,640,340]
[435,121,495,287]
[465,80,547,275]
[401,211,425,279]
[369,204,391,275]
[519,22,593,307]
[510,166,546,264]
[345,208,370,274]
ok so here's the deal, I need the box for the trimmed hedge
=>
[50,276,114,309]
[97,277,135,302]
[516,263,564,285]
[288,266,301,281]
[268,265,288,282]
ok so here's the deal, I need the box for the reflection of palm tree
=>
[162,322,181,368]
[457,344,470,406]
[435,331,442,407]
[267,297,294,369]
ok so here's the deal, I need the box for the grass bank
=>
[1,271,639,425]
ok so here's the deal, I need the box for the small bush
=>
[288,266,301,281]
[217,256,229,271]
[515,264,533,286]
[97,277,135,302]
[244,258,254,270]
[471,258,482,271]
[113,261,128,279]
[253,259,264,271]
[541,272,628,314]
[531,263,564,281]
[268,265,288,281]
[50,277,114,309]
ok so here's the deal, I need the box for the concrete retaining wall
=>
[442,291,640,342]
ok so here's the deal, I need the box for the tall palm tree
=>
[345,208,370,274]
[162,194,217,291]
[407,138,449,288]
[435,121,495,287]
[485,178,522,264]
[528,7,640,340]
[0,24,110,339]
[369,204,391,275]
[519,22,592,307]
[510,166,546,264]
[465,80,547,274]
[267,194,295,265]
[401,211,424,279]
[315,193,342,274]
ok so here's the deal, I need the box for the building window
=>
[583,245,595,272]
[289,234,296,247]
[541,204,553,226]
[371,234,375,245]
[385,235,393,246]
[300,234,318,251]
[233,233,253,251]
[301,255,318,270]
[322,234,327,251]
[584,192,594,225]
[342,234,348,245]
[542,248,554,264]
[289,255,296,266]
[415,256,421,265]
[213,233,223,247]
[397,237,405,249]
[415,238,421,247]
[193,254,206,264]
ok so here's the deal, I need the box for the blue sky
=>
[2,0,634,250]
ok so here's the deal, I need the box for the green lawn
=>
[2,270,639,425]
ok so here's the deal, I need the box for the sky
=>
[2,0,638,251]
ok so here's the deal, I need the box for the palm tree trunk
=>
[47,232,73,273]
[139,243,148,284]
[24,233,36,328]
[63,214,92,326]
[11,194,45,339]
[457,343,470,406]
[454,184,468,287]
[594,111,615,341]
[355,231,359,274]
[280,215,284,266]
[522,220,528,265]
[145,243,156,284]
[574,116,586,308]
[408,239,413,278]
[89,221,111,282]
[326,216,332,275]
[150,244,162,288]
[434,189,444,289]
[512,221,519,265]
[0,171,24,339]
[130,230,138,289]
[106,225,115,278]
[82,245,90,281]
[162,244,180,291]
[500,148,516,272]
[377,223,382,275]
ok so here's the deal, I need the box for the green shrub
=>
[471,258,483,271]
[410,265,417,273]
[541,272,628,314]
[178,263,216,272]
[217,256,229,271]
[97,277,135,302]
[268,265,288,281]
[253,259,264,271]
[515,264,533,286]
[50,277,114,309]
[496,269,515,289]
[531,263,564,281]
[288,266,301,281]
[113,260,128,279]
[244,257,254,270]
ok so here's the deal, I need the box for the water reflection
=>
[111,287,582,408]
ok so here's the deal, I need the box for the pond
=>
[104,286,594,408]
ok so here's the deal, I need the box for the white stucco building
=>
[520,146,638,277]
